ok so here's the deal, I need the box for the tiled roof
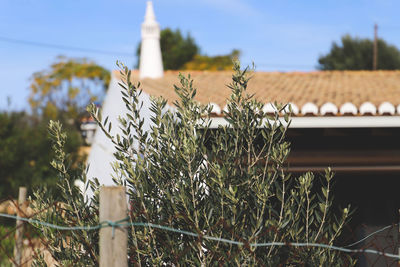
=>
[115,70,400,116]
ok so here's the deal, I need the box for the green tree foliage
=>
[0,57,105,199]
[31,120,98,266]
[136,28,240,71]
[32,62,354,266]
[136,28,199,70]
[160,28,199,70]
[183,49,240,70]
[0,112,82,199]
[318,35,400,70]
[29,56,110,120]
[0,226,14,265]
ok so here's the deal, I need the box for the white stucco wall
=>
[86,73,154,191]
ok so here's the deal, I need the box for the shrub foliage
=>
[32,62,354,266]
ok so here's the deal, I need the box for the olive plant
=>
[32,61,355,266]
[31,120,100,266]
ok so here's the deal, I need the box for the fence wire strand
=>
[1,212,399,261]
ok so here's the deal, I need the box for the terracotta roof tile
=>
[114,70,400,116]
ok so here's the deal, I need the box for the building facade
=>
[85,2,400,265]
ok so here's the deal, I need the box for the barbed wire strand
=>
[1,212,399,260]
[344,224,397,248]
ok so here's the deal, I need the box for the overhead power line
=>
[0,35,134,57]
[0,36,317,69]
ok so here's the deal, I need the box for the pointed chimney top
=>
[144,1,156,22]
[139,1,164,79]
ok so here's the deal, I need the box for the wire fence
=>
[0,194,399,266]
[0,196,59,266]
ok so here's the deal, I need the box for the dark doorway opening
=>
[287,127,400,266]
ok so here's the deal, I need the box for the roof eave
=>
[207,116,400,128]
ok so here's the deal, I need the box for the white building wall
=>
[86,1,165,191]
[86,73,154,190]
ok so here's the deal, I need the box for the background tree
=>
[318,34,400,70]
[183,49,240,70]
[0,56,107,199]
[29,56,110,121]
[136,28,240,70]
[136,28,199,70]
[160,28,199,70]
[0,111,82,199]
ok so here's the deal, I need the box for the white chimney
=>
[139,1,164,79]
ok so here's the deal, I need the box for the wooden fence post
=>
[99,186,128,267]
[13,186,27,267]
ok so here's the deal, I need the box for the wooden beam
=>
[13,187,27,267]
[99,186,128,267]
[288,150,400,165]
[286,165,400,173]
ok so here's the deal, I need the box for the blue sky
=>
[1,0,400,110]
